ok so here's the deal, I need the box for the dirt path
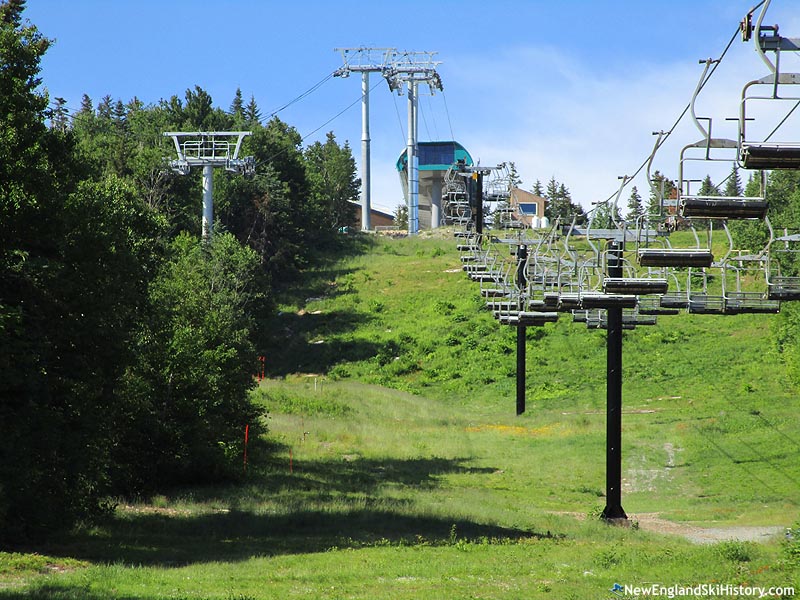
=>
[553,511,785,544]
[632,513,785,544]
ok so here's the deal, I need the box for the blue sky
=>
[25,0,800,213]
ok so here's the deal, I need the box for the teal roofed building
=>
[397,141,473,229]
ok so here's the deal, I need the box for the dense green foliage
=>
[727,171,800,385]
[0,0,360,539]
[0,0,131,537]
[113,232,264,491]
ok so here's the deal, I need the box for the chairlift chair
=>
[739,10,800,170]
[678,59,770,224]
[714,216,780,313]
[512,311,559,327]
[638,295,680,316]
[484,163,513,203]
[649,271,686,310]
[585,309,605,329]
[572,309,591,323]
[767,229,800,300]
[580,293,638,310]
[686,264,727,314]
[722,261,780,313]
[589,308,656,330]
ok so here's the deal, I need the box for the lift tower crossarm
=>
[333,47,395,75]
[163,131,255,239]
[385,50,444,235]
[164,131,253,168]
[333,47,396,231]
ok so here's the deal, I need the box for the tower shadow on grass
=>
[28,456,560,569]
[262,308,384,376]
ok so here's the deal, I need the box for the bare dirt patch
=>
[631,513,785,544]
[552,511,785,544]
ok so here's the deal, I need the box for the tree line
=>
[0,0,359,540]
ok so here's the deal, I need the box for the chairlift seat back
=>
[680,196,768,219]
[638,248,714,268]
[740,143,800,170]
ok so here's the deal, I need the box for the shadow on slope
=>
[24,457,556,569]
[263,308,382,376]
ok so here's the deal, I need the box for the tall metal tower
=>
[334,48,394,232]
[335,48,443,234]
[164,131,255,240]
[386,51,444,235]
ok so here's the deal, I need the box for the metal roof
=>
[396,141,473,171]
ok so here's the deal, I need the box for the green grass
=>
[4,230,800,598]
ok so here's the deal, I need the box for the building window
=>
[418,143,457,166]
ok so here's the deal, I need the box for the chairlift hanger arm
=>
[750,1,800,70]
[613,175,629,226]
[753,0,776,74]
[646,131,666,216]
[689,59,717,142]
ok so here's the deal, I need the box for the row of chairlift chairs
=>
[454,10,800,331]
[441,162,531,230]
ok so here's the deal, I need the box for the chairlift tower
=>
[456,163,504,236]
[164,131,255,240]
[334,48,395,231]
[386,51,444,235]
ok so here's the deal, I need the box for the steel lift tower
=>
[164,131,255,240]
[334,48,394,232]
[386,51,444,235]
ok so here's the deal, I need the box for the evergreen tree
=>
[112,98,126,123]
[625,185,643,221]
[229,87,245,129]
[50,96,68,132]
[183,85,213,128]
[724,163,743,197]
[161,94,184,124]
[109,99,130,174]
[698,174,719,196]
[181,85,231,130]
[593,201,621,228]
[531,179,544,197]
[745,172,762,197]
[543,177,583,223]
[77,92,93,116]
[230,87,244,118]
[508,161,522,187]
[126,96,144,113]
[304,132,360,230]
[557,183,571,205]
[98,94,113,119]
[647,170,676,215]
[543,176,562,220]
[545,176,559,202]
[245,94,261,126]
